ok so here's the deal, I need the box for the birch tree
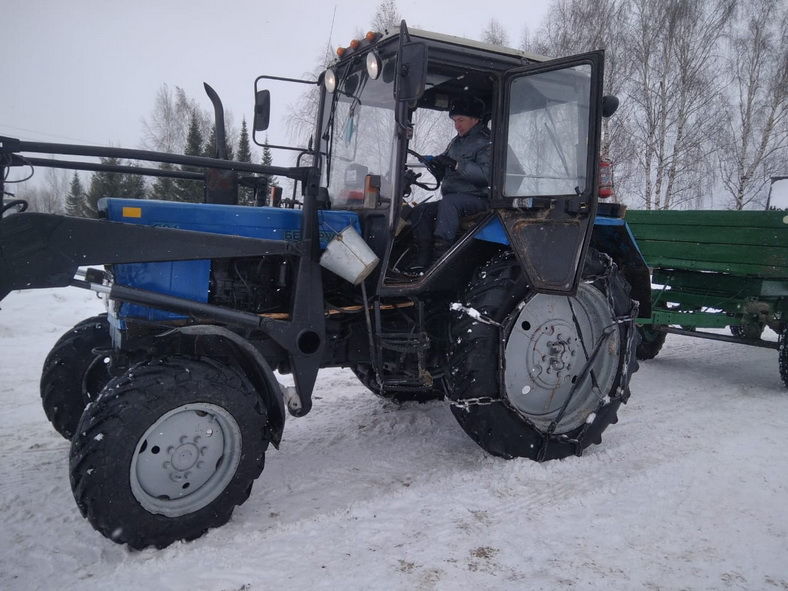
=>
[371,0,400,33]
[41,167,68,214]
[20,166,68,214]
[141,84,194,153]
[623,0,733,209]
[286,43,330,148]
[527,0,634,203]
[481,19,509,46]
[288,1,402,147]
[142,84,235,158]
[718,0,788,210]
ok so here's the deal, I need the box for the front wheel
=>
[70,356,269,549]
[448,250,639,461]
[40,314,112,439]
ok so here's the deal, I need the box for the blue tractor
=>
[0,22,650,548]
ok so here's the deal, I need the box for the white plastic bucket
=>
[319,226,379,285]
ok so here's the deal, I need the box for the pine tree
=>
[84,158,127,217]
[253,136,279,206]
[150,163,177,201]
[65,171,89,217]
[120,170,147,199]
[262,136,277,187]
[203,124,234,160]
[174,112,205,203]
[237,118,254,205]
[237,118,252,163]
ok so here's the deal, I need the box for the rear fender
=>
[590,218,651,318]
[473,213,651,316]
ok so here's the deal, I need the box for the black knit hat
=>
[449,96,485,119]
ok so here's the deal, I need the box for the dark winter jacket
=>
[441,123,491,198]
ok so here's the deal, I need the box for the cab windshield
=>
[320,58,398,209]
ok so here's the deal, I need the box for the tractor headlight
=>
[366,51,381,80]
[324,68,337,93]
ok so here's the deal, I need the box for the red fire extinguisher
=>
[599,157,614,199]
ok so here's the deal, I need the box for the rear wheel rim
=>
[503,283,620,434]
[130,403,242,517]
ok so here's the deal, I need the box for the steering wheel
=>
[407,149,441,191]
[1,199,28,217]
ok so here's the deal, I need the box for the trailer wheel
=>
[779,328,788,389]
[70,356,269,549]
[447,249,639,461]
[635,325,667,360]
[730,323,765,340]
[40,314,112,439]
[351,364,444,403]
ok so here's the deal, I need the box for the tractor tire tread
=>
[40,314,111,439]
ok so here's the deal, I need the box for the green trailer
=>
[626,209,788,387]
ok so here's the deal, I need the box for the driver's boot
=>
[407,240,433,273]
[432,238,450,261]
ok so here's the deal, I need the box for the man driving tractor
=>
[408,95,492,272]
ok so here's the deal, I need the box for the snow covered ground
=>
[1,287,786,591]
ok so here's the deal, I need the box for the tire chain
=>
[562,256,640,457]
[446,395,501,411]
[445,249,642,460]
[449,252,640,458]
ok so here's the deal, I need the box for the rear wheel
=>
[70,356,269,549]
[40,314,112,439]
[448,250,639,461]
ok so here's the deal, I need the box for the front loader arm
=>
[0,134,327,417]
[0,212,296,300]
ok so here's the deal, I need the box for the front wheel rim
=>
[130,403,242,517]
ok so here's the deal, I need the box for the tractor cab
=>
[256,22,606,296]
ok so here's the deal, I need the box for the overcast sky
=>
[2,0,550,167]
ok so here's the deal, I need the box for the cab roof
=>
[329,25,550,73]
[406,28,549,65]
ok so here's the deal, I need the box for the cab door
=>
[493,51,605,294]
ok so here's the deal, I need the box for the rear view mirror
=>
[602,95,619,118]
[253,90,271,131]
[394,42,427,103]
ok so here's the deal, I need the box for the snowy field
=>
[1,287,787,591]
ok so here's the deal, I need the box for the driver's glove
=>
[422,156,445,183]
[434,154,457,171]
